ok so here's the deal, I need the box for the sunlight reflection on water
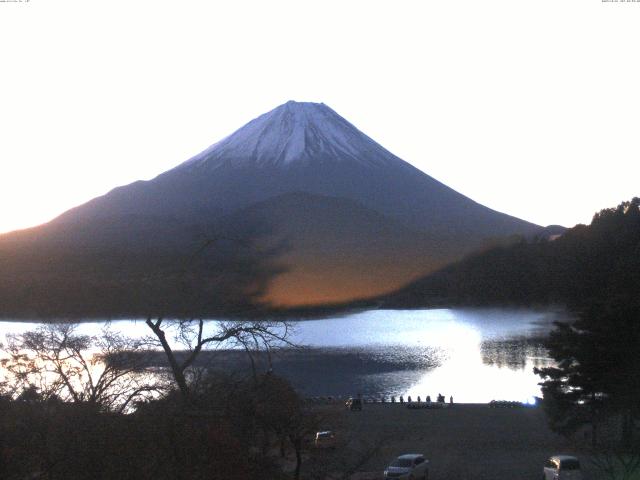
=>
[0,308,564,403]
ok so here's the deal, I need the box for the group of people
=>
[393,393,454,404]
[435,393,453,404]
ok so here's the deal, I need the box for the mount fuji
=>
[65,101,537,236]
[0,101,541,316]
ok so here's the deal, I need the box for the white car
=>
[384,454,429,479]
[543,455,582,480]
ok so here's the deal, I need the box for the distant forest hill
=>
[383,198,640,310]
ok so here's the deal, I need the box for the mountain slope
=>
[59,101,538,240]
[0,101,543,314]
[215,192,461,305]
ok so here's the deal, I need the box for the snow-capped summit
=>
[181,101,398,170]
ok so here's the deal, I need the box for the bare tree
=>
[1,323,160,412]
[144,317,293,401]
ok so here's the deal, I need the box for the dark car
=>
[345,397,362,411]
[543,455,582,480]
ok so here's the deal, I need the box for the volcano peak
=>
[180,100,399,170]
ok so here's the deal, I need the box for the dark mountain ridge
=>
[383,198,640,309]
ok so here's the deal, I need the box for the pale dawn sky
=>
[1,0,639,234]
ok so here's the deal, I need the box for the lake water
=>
[0,308,564,403]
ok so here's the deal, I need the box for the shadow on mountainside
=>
[0,214,289,320]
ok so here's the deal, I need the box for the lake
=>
[0,308,564,403]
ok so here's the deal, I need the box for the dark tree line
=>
[386,197,640,309]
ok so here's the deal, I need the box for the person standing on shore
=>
[450,395,453,405]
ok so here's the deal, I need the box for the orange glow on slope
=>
[263,254,444,307]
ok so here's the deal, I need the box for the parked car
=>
[314,431,336,449]
[489,400,524,408]
[383,453,429,479]
[543,455,582,480]
[345,397,362,411]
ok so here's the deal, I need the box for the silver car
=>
[384,453,429,480]
[543,455,582,480]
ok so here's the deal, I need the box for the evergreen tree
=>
[535,198,640,448]
[535,297,640,447]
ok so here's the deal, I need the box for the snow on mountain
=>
[54,100,539,240]
[180,101,399,170]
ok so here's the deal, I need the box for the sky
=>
[1,0,639,234]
